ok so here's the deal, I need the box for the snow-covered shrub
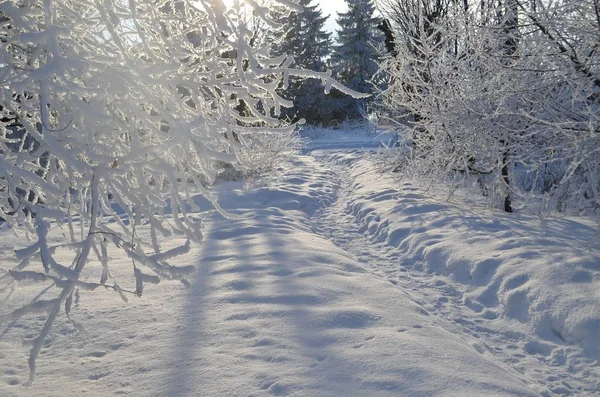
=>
[237,130,305,175]
[216,126,305,180]
[0,0,365,383]
[377,0,600,215]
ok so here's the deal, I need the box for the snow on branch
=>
[0,0,360,383]
[377,0,600,214]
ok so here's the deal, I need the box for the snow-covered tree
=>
[330,0,383,118]
[270,0,332,124]
[0,0,366,383]
[376,0,450,142]
[377,0,600,215]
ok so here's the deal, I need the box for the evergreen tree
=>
[331,0,383,118]
[272,0,333,124]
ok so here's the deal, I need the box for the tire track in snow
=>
[307,149,600,397]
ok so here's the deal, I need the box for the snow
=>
[300,122,397,151]
[1,128,599,396]
[313,148,600,395]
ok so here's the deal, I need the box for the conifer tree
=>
[272,0,333,124]
[330,0,383,118]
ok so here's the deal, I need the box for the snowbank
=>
[322,151,600,367]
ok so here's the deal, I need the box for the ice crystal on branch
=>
[0,0,365,383]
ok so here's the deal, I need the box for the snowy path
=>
[308,150,600,396]
[1,146,599,396]
[153,154,537,397]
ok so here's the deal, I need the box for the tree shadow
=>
[163,207,370,395]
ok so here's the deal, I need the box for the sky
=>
[217,0,349,35]
[317,0,347,33]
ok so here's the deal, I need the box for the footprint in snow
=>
[225,280,253,291]
[524,340,553,357]
[84,351,107,358]
[88,372,110,381]
[112,342,126,350]
[268,268,294,277]
[251,338,276,347]
[571,271,592,283]
[319,309,379,329]
[267,382,289,395]
[503,274,530,290]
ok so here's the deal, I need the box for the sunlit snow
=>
[1,127,598,396]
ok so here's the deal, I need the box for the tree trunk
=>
[501,149,512,213]
[499,0,518,213]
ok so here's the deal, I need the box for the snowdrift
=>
[322,151,600,364]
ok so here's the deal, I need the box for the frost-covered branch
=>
[0,0,360,383]
[377,0,600,214]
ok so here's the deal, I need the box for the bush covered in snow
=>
[377,0,600,215]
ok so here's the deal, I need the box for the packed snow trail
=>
[307,148,600,397]
[0,142,598,396]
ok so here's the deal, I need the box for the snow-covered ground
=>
[1,127,599,396]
